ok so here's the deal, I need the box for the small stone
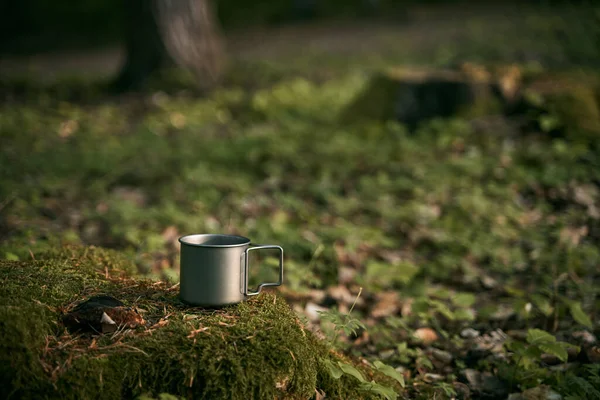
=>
[431,348,453,364]
[461,328,480,339]
[424,373,444,382]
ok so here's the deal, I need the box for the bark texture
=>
[114,0,224,91]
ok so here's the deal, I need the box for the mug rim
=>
[178,233,251,248]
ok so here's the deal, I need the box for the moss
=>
[545,86,600,138]
[0,246,383,400]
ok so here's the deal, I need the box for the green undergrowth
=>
[0,246,393,400]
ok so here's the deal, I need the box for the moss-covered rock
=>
[0,246,382,400]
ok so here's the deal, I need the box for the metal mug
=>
[178,234,283,306]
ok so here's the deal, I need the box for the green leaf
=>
[539,114,561,132]
[531,294,554,316]
[417,355,433,370]
[538,342,568,362]
[373,360,406,387]
[4,252,19,261]
[318,310,345,327]
[342,317,366,336]
[396,342,408,353]
[506,339,526,354]
[569,302,593,329]
[453,308,475,321]
[337,361,366,383]
[323,359,343,379]
[433,288,451,299]
[411,299,429,314]
[360,381,398,400]
[524,344,544,359]
[559,341,580,353]
[526,329,556,345]
[430,300,455,320]
[452,293,476,307]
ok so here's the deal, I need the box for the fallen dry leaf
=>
[371,291,400,318]
[187,327,209,338]
[327,285,360,306]
[413,328,438,345]
[58,120,79,138]
[150,319,169,329]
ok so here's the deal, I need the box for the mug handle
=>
[243,244,284,297]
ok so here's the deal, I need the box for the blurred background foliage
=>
[0,0,590,54]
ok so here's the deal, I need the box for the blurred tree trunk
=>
[114,0,224,91]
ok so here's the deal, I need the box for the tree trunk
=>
[114,0,224,91]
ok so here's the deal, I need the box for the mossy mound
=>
[0,246,377,400]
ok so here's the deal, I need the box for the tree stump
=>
[341,64,521,127]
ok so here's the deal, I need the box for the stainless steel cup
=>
[178,234,283,307]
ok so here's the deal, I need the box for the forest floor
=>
[1,3,599,400]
